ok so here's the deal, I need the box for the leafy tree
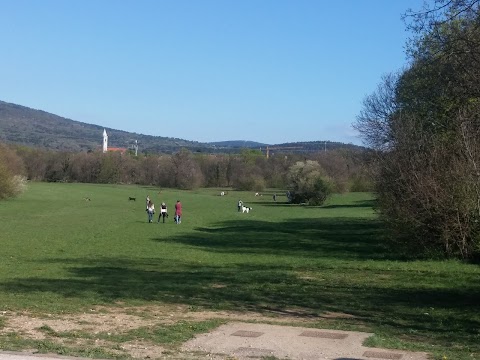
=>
[0,144,27,199]
[287,160,333,205]
[171,149,204,189]
[97,153,121,184]
[14,146,48,181]
[69,152,101,183]
[355,0,480,259]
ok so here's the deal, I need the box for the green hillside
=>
[0,100,364,154]
[0,100,209,153]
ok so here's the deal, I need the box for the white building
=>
[102,129,108,153]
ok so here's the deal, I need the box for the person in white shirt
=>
[147,200,155,223]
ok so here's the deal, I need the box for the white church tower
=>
[102,129,108,153]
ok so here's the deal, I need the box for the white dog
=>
[242,205,252,213]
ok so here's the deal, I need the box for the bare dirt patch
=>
[0,304,337,359]
[0,306,432,360]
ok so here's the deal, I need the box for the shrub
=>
[0,145,27,200]
[287,160,333,205]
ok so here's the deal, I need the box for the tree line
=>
[0,143,372,200]
[355,0,480,260]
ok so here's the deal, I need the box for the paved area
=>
[182,322,430,360]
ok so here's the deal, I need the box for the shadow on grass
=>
[248,199,376,209]
[156,217,390,260]
[2,258,479,345]
[320,199,376,209]
[1,216,479,349]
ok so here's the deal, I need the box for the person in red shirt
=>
[174,200,182,224]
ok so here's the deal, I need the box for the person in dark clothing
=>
[157,202,168,223]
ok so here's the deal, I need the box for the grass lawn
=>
[0,182,479,359]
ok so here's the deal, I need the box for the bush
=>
[287,160,333,205]
[0,145,27,200]
[289,176,334,205]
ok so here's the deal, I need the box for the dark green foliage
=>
[0,144,26,199]
[289,177,332,205]
[233,174,266,191]
[355,1,480,259]
[1,142,370,195]
[287,160,333,205]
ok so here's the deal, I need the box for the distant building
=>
[102,129,127,154]
[107,147,127,154]
[102,129,108,153]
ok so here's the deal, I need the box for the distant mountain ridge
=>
[0,100,363,154]
[207,140,269,148]
[0,100,210,153]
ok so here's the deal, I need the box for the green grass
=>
[0,182,479,360]
[36,319,225,347]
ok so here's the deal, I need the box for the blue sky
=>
[0,0,424,145]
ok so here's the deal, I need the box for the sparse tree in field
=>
[0,144,27,199]
[287,160,333,205]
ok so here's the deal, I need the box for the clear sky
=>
[0,0,425,145]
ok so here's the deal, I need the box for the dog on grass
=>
[242,205,252,213]
[128,197,136,201]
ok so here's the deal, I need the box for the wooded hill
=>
[0,100,209,154]
[0,100,363,154]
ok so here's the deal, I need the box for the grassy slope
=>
[0,183,479,359]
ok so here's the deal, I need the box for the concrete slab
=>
[182,322,430,360]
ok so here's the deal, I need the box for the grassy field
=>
[0,182,479,359]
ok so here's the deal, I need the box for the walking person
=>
[273,193,277,202]
[157,202,168,223]
[174,200,182,224]
[147,200,155,223]
[237,199,243,212]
